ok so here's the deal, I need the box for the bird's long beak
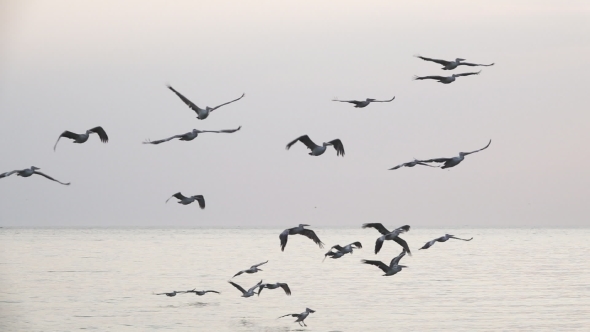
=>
[399,265,408,268]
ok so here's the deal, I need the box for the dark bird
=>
[167,85,245,120]
[389,159,438,170]
[362,250,408,276]
[413,70,481,84]
[332,96,395,108]
[278,308,315,327]
[0,166,70,185]
[286,135,345,157]
[143,126,241,144]
[233,261,268,278]
[154,291,183,297]
[419,139,491,169]
[53,126,108,151]
[184,289,220,296]
[362,223,411,255]
[228,280,263,298]
[279,224,324,251]
[420,234,473,250]
[165,193,205,208]
[415,55,494,70]
[323,241,362,261]
[257,283,291,296]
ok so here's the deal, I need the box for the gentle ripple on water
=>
[1,228,589,331]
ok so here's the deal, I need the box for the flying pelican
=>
[184,289,220,296]
[286,135,345,157]
[415,55,494,70]
[419,139,491,169]
[165,193,205,209]
[278,308,315,327]
[279,224,324,251]
[362,223,411,255]
[389,159,438,170]
[154,291,183,297]
[323,241,362,261]
[413,70,481,84]
[362,250,408,276]
[228,280,263,298]
[53,126,109,151]
[0,166,70,185]
[143,126,241,144]
[257,282,291,296]
[332,96,395,108]
[167,85,245,120]
[232,261,268,278]
[323,250,346,261]
[420,234,473,250]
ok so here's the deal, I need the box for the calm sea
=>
[1,228,589,331]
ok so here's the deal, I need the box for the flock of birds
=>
[2,54,493,328]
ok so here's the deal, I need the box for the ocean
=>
[1,228,589,331]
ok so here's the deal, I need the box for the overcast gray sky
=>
[1,0,589,227]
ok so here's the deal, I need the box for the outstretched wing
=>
[278,283,291,295]
[455,70,481,77]
[53,131,79,151]
[332,99,360,104]
[362,223,391,235]
[204,290,220,294]
[209,93,245,112]
[390,250,406,267]
[166,192,187,203]
[167,85,202,113]
[418,157,452,164]
[371,96,395,103]
[450,236,473,241]
[351,241,362,249]
[393,236,411,255]
[413,75,446,81]
[228,281,246,294]
[461,139,491,156]
[420,239,437,250]
[286,135,318,151]
[299,229,324,248]
[278,313,299,319]
[233,270,245,278]
[414,55,451,66]
[331,244,344,251]
[199,126,242,134]
[194,195,205,209]
[279,229,289,251]
[375,236,385,254]
[252,260,268,268]
[88,126,109,143]
[143,134,184,145]
[361,259,389,273]
[459,62,494,67]
[33,171,70,185]
[0,170,18,179]
[327,139,345,157]
[395,225,411,234]
[247,280,263,293]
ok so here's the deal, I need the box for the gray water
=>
[1,228,589,331]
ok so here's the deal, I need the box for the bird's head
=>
[306,308,315,313]
[456,58,466,62]
[31,166,40,170]
[366,98,376,102]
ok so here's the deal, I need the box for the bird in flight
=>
[332,96,395,108]
[228,280,263,298]
[419,140,491,169]
[389,159,438,170]
[323,242,362,261]
[420,234,473,250]
[415,55,494,70]
[167,85,245,120]
[362,223,411,255]
[233,261,268,278]
[0,166,70,186]
[53,126,108,151]
[143,126,241,145]
[258,282,291,296]
[154,290,184,297]
[184,289,220,296]
[278,308,315,327]
[166,193,205,208]
[279,224,324,251]
[413,70,482,84]
[362,250,408,276]
[286,135,345,157]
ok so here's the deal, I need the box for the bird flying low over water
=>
[258,282,291,296]
[143,126,241,144]
[233,261,268,278]
[279,224,324,251]
[420,234,473,250]
[363,223,411,255]
[278,308,315,327]
[184,289,220,296]
[0,166,70,185]
[419,139,491,169]
[415,55,494,70]
[332,96,395,108]
[53,126,108,151]
[413,70,481,84]
[286,135,345,157]
[228,280,263,298]
[389,159,438,170]
[167,85,245,120]
[166,193,205,208]
[362,250,408,276]
[154,290,183,297]
[324,242,362,261]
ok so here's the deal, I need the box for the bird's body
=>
[279,224,324,251]
[0,166,70,185]
[228,280,263,298]
[143,126,241,144]
[420,234,473,250]
[419,140,491,169]
[362,250,408,276]
[324,241,362,260]
[165,193,205,208]
[278,308,315,327]
[167,85,244,120]
[415,55,494,70]
[233,261,268,278]
[286,135,345,157]
[53,126,108,151]
[332,96,395,108]
[362,223,411,255]
[185,289,220,296]
[154,291,182,297]
[389,159,438,170]
[258,283,291,296]
[413,70,481,84]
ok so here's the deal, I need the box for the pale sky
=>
[1,0,589,227]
